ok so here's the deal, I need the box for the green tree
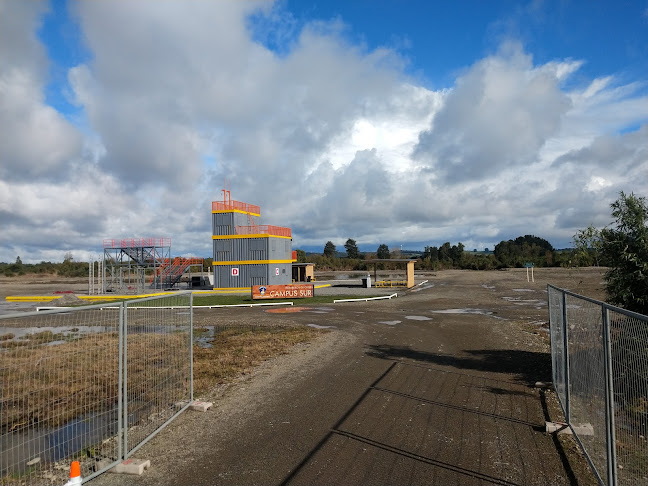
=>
[494,235,554,267]
[423,246,439,262]
[344,238,360,259]
[494,240,522,267]
[439,242,452,262]
[202,258,213,271]
[295,249,307,263]
[376,244,390,259]
[600,192,648,314]
[572,224,602,266]
[449,242,464,266]
[323,241,336,258]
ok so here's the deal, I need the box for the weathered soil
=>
[0,274,89,299]
[2,268,606,485]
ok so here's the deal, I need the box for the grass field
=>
[192,294,380,306]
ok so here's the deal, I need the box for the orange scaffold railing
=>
[103,237,172,249]
[150,257,203,284]
[234,225,291,238]
[212,200,261,215]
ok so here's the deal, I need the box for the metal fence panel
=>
[548,287,567,412]
[564,293,610,483]
[1,291,193,485]
[608,309,648,485]
[124,293,192,457]
[548,284,648,486]
[1,304,122,485]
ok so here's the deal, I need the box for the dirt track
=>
[1,268,606,484]
[76,267,602,485]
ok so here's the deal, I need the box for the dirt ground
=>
[2,267,607,485]
[0,274,90,298]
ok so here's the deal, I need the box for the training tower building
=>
[212,190,295,289]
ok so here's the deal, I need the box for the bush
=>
[600,192,648,315]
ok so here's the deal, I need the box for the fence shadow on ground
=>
[365,344,553,385]
[281,348,584,486]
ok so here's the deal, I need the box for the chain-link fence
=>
[1,292,192,485]
[548,285,648,486]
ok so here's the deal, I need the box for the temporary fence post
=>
[561,290,571,423]
[602,306,618,486]
[190,292,194,402]
[118,302,124,460]
[122,301,129,458]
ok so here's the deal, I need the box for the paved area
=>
[90,268,603,485]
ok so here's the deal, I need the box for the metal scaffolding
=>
[103,237,172,293]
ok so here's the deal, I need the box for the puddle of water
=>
[512,288,534,292]
[193,326,215,348]
[502,297,545,306]
[306,324,336,329]
[265,307,306,314]
[1,409,119,476]
[429,308,507,320]
[430,308,493,315]
[405,316,432,321]
[0,326,112,341]
[378,321,401,326]
[481,284,495,290]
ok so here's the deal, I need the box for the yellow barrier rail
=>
[374,280,407,288]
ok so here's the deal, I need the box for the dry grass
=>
[1,332,189,432]
[193,326,323,395]
[1,326,322,433]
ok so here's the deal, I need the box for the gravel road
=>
[1,268,605,485]
[82,267,603,485]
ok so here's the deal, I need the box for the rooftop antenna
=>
[222,179,231,207]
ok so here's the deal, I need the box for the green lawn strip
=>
[192,294,384,306]
[54,294,383,307]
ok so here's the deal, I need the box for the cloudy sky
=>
[1,0,646,262]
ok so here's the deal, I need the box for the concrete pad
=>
[175,400,213,411]
[111,458,151,475]
[94,458,112,472]
[545,421,594,436]
[190,400,213,412]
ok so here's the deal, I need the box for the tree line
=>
[301,193,647,314]
[2,194,645,314]
[302,235,564,271]
[0,254,87,277]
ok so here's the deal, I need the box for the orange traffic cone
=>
[62,461,82,486]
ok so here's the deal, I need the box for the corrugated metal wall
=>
[212,262,294,288]
[211,210,292,288]
[212,212,259,235]
[213,237,269,261]
[212,237,292,262]
[267,263,292,285]
[213,264,268,288]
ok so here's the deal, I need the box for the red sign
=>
[231,268,239,276]
[252,284,314,300]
